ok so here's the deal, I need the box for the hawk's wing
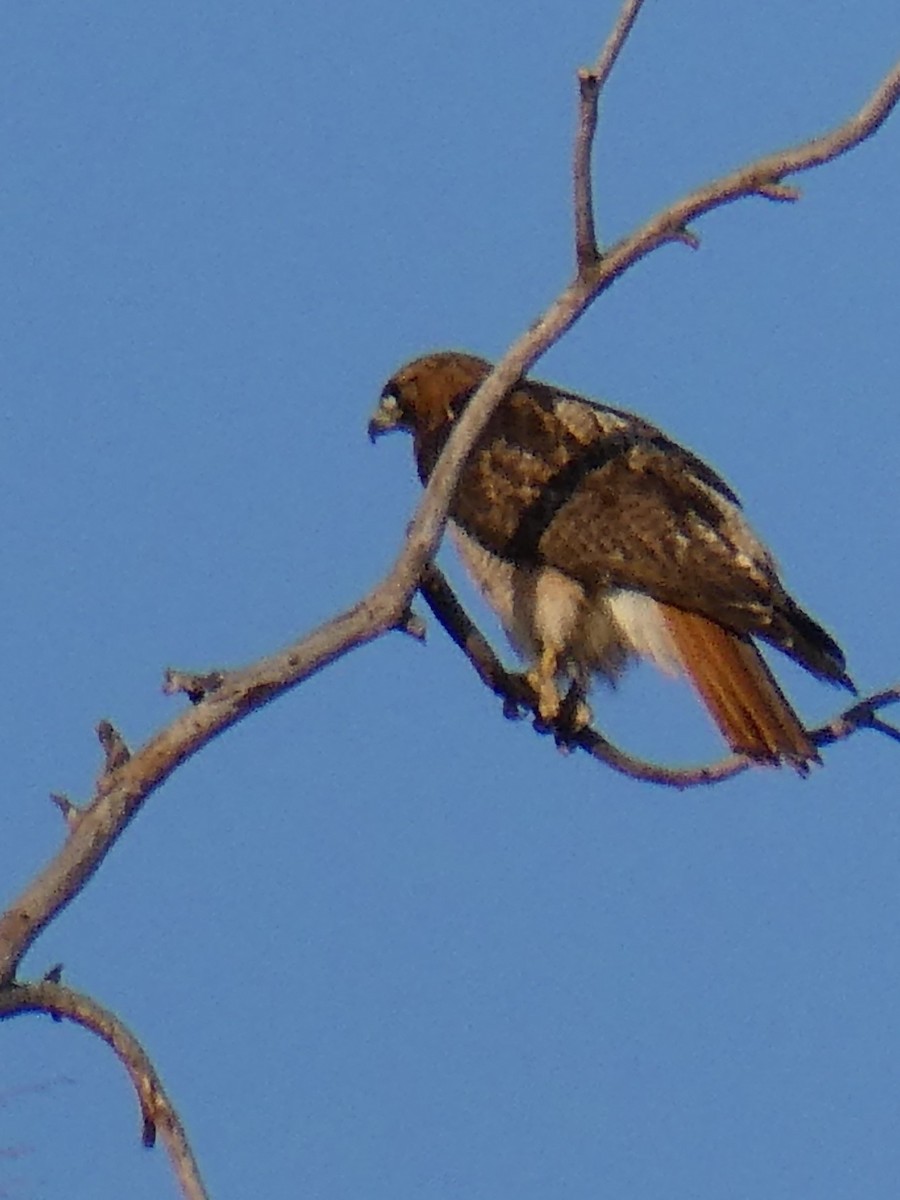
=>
[371,350,852,768]
[447,381,847,685]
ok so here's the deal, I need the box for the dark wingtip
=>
[778,598,854,692]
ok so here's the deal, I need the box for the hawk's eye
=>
[380,391,403,420]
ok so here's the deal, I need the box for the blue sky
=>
[1,3,898,1197]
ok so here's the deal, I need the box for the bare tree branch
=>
[0,982,208,1200]
[418,563,534,711]
[581,58,900,285]
[592,0,647,93]
[397,58,900,626]
[815,689,900,748]
[2,31,898,988]
[419,564,900,789]
[1,6,898,1190]
[0,600,393,987]
[575,0,649,264]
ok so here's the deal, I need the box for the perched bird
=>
[369,351,853,771]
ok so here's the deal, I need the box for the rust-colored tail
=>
[660,604,819,773]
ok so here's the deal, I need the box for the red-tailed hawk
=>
[368,351,853,771]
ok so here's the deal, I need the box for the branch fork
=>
[2,2,898,1193]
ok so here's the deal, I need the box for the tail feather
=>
[659,604,819,773]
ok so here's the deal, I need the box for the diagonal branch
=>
[1,8,897,1191]
[0,981,208,1200]
[1,0,898,1032]
[3,21,899,988]
[591,0,647,92]
[396,57,900,625]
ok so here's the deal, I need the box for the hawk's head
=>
[368,351,491,443]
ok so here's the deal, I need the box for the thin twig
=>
[0,981,208,1200]
[574,73,602,265]
[419,563,899,789]
[397,58,900,640]
[574,0,648,264]
[580,58,900,294]
[97,720,131,773]
[576,727,751,788]
[814,688,900,747]
[590,0,648,92]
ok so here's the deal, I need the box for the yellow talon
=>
[560,686,592,731]
[527,646,563,722]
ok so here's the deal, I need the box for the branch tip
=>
[96,720,131,773]
[163,667,225,704]
[396,607,427,642]
[671,225,701,249]
[572,1,648,278]
[142,1110,158,1148]
[42,964,65,1019]
[813,685,900,747]
[0,982,209,1198]
[869,717,900,744]
[755,180,800,202]
[589,0,648,93]
[49,792,81,828]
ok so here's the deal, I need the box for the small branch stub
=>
[755,180,801,201]
[671,225,701,250]
[396,606,427,642]
[49,792,80,829]
[97,720,131,774]
[574,68,601,266]
[163,668,226,704]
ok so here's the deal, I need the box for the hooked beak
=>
[367,392,404,443]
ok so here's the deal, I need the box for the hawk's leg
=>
[527,650,593,734]
[527,645,563,723]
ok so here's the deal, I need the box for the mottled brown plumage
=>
[369,351,853,770]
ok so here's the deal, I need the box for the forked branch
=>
[575,0,649,263]
[1,4,898,1193]
[419,565,900,789]
[399,59,900,616]
[3,1,898,986]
